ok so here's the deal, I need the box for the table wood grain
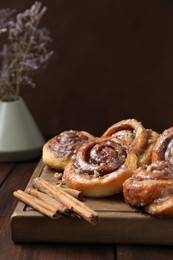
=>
[1,160,173,260]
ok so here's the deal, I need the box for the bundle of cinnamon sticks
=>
[13,177,99,225]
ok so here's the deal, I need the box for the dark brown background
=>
[1,0,173,137]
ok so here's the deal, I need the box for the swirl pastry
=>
[63,137,138,198]
[123,161,173,218]
[102,119,159,166]
[152,127,173,164]
[42,130,94,170]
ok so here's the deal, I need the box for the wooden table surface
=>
[1,160,173,260]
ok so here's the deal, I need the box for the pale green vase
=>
[0,97,45,161]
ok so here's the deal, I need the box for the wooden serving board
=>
[11,160,173,245]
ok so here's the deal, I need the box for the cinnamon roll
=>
[42,130,94,170]
[63,137,138,198]
[152,127,173,164]
[102,119,159,166]
[123,161,173,218]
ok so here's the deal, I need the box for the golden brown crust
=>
[102,119,159,167]
[145,195,173,218]
[138,129,159,166]
[63,137,138,198]
[123,161,173,207]
[152,127,173,164]
[42,130,94,170]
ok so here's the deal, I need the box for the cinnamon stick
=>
[13,190,61,219]
[27,188,70,215]
[32,177,99,225]
[60,187,83,200]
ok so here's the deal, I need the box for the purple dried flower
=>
[0,2,53,101]
[0,8,16,29]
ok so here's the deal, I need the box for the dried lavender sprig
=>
[8,2,52,96]
[0,8,16,29]
[0,2,53,100]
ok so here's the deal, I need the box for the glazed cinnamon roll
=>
[63,137,138,198]
[123,161,173,218]
[102,119,159,166]
[152,127,173,164]
[102,119,147,152]
[42,130,94,170]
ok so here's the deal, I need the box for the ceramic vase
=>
[0,97,45,162]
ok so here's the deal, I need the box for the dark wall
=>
[1,0,173,137]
